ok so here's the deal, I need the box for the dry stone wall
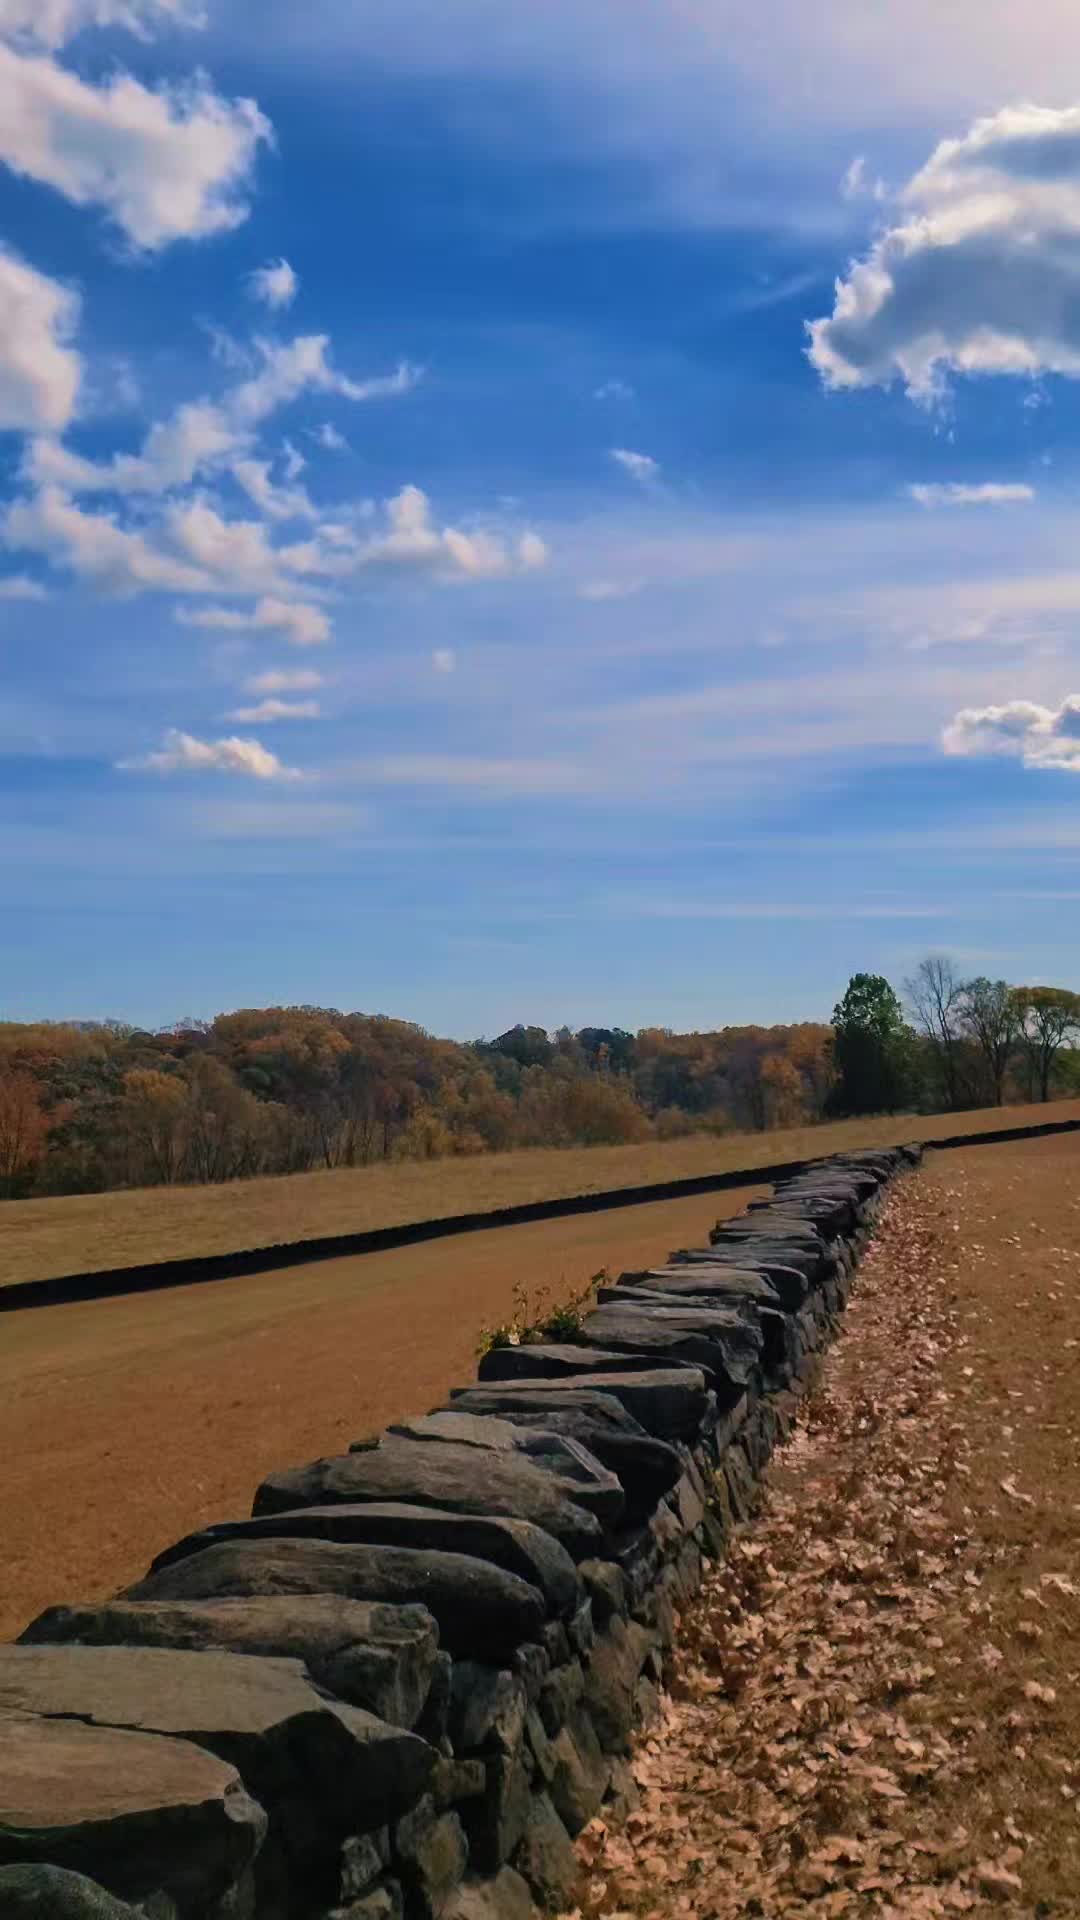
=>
[0,1144,921,1920]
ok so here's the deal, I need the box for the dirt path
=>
[572,1137,1080,1918]
[0,1186,762,1642]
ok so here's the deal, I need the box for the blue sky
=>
[5,0,1080,1035]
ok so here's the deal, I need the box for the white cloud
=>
[355,485,549,581]
[28,401,234,495]
[611,447,659,485]
[281,438,306,481]
[3,484,209,592]
[226,697,319,722]
[248,257,298,311]
[432,647,456,673]
[0,247,80,431]
[231,339,420,426]
[245,667,323,694]
[840,155,886,203]
[578,578,644,602]
[594,379,634,401]
[907,482,1036,508]
[177,594,331,646]
[230,455,314,522]
[943,695,1080,771]
[120,727,299,779]
[809,102,1080,404]
[0,42,271,251]
[313,421,348,451]
[0,572,46,598]
[0,0,204,49]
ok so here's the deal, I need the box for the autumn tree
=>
[830,974,912,1116]
[0,1070,52,1196]
[1013,986,1080,1102]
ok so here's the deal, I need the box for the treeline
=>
[1,961,1077,1201]
[0,1008,833,1199]
[830,964,1080,1117]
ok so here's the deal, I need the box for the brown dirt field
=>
[572,1133,1080,1918]
[4,1099,1079,1289]
[0,1184,764,1643]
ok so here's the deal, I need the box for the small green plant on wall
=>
[477,1270,606,1357]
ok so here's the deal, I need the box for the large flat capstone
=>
[21,1594,440,1731]
[143,1504,580,1621]
[450,1368,709,1441]
[0,1647,432,1862]
[440,1391,682,1522]
[126,1537,546,1662]
[0,1709,265,1918]
[251,1438,605,1559]
[576,1303,762,1392]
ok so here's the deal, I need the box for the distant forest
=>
[1,958,1078,1199]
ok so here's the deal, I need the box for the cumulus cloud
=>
[432,647,456,673]
[177,594,331,646]
[0,247,80,431]
[0,42,271,250]
[0,0,204,48]
[226,696,320,722]
[907,482,1036,508]
[28,401,235,495]
[611,447,659,485]
[245,667,323,694]
[313,421,348,451]
[355,485,549,581]
[120,727,299,779]
[809,102,1080,403]
[248,257,298,310]
[943,696,1080,771]
[3,484,209,593]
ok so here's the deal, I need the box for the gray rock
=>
[583,1619,655,1753]
[462,1749,532,1872]
[21,1596,439,1731]
[0,1648,431,1912]
[329,1880,404,1920]
[431,1758,486,1813]
[440,1396,681,1523]
[252,1442,604,1561]
[0,1710,264,1918]
[394,1796,468,1919]
[578,1561,626,1627]
[606,1269,781,1308]
[416,1653,452,1748]
[145,1505,580,1624]
[513,1793,579,1909]
[547,1715,607,1835]
[340,1828,391,1901]
[576,1304,762,1394]
[378,1423,624,1532]
[450,1372,708,1443]
[125,1539,544,1664]
[537,1661,584,1739]
[0,1867,140,1919]
[447,1667,525,1758]
[665,1251,809,1309]
[441,1867,534,1920]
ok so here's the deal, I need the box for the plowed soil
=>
[0,1185,762,1641]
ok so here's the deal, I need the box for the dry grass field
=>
[0,1183,765,1642]
[4,1098,1079,1288]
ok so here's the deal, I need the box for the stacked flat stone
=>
[0,1144,920,1920]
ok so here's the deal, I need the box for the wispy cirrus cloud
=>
[907,482,1035,509]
